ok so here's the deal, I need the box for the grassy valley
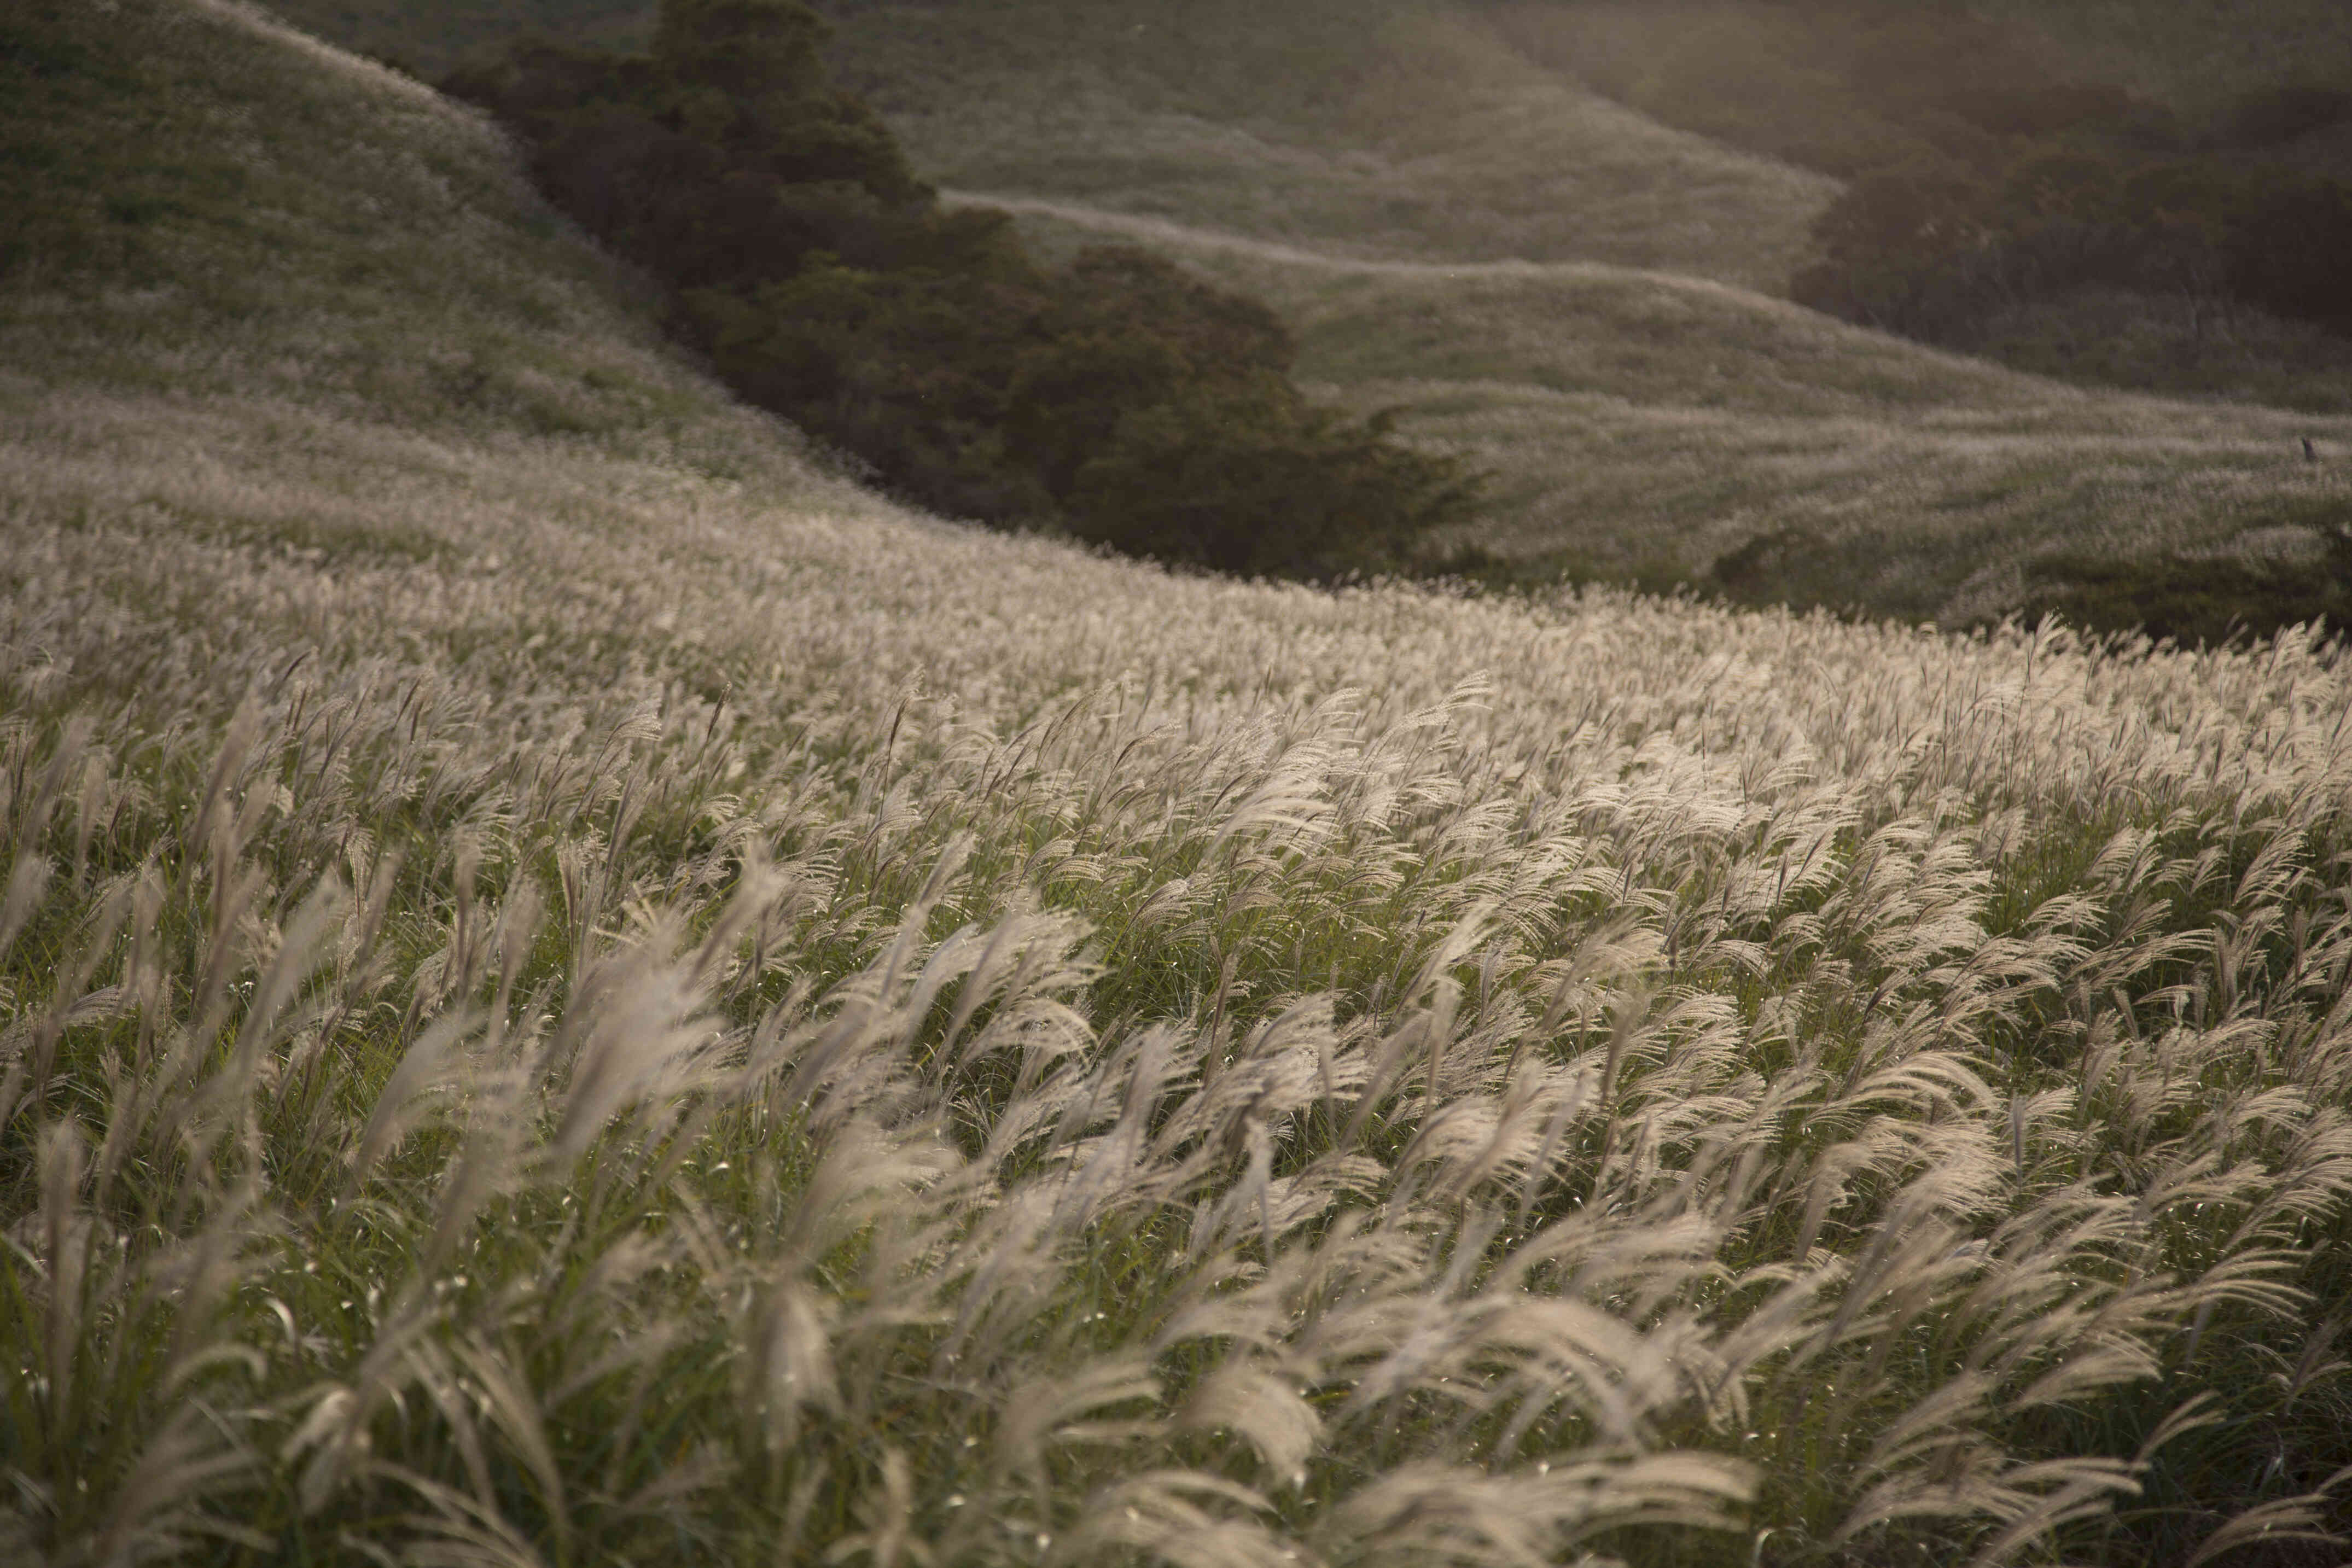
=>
[15,3,2352,1567]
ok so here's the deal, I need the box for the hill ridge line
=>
[939,189,2177,411]
[190,0,463,113]
[939,188,1821,312]
[946,189,2352,432]
[934,188,2197,406]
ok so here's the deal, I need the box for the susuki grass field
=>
[10,3,2352,1565]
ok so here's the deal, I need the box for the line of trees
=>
[446,0,1477,579]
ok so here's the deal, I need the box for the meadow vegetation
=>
[13,3,2352,1566]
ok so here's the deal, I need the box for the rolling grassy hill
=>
[740,0,2352,622]
[809,0,2352,625]
[806,0,1838,295]
[1484,1,2352,415]
[0,0,808,481]
[16,4,2352,1567]
[261,0,1841,289]
[248,0,2352,624]
[973,192,2352,622]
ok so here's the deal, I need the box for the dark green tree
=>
[650,0,918,200]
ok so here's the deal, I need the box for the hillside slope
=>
[13,5,2352,1567]
[258,0,1839,292]
[1,0,822,486]
[237,0,652,75]
[811,1,2352,623]
[979,191,2352,621]
[810,0,1836,295]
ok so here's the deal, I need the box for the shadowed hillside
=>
[810,0,1839,294]
[1980,0,2352,118]
[1491,2,2352,405]
[245,0,653,75]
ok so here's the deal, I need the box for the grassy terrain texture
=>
[13,4,2352,1567]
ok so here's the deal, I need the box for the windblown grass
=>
[10,5,2352,1567]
